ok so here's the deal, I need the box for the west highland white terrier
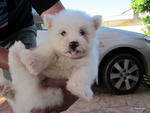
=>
[0,10,101,113]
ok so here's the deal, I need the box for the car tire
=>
[102,53,143,94]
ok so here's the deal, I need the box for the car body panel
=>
[97,27,150,76]
[137,43,150,75]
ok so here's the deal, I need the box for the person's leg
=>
[2,25,37,81]
[15,25,37,49]
[4,25,37,49]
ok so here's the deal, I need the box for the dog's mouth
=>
[65,50,85,58]
[67,50,80,55]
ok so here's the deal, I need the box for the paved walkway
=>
[62,87,150,113]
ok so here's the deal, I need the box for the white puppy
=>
[6,10,101,113]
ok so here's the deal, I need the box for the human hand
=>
[40,77,68,89]
[0,46,9,71]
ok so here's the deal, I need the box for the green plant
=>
[131,0,150,36]
[131,0,150,13]
[142,15,150,25]
[142,25,150,36]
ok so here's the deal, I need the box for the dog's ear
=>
[42,14,53,28]
[92,15,102,30]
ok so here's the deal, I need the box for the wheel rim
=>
[110,58,140,91]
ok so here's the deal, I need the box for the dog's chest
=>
[43,56,76,78]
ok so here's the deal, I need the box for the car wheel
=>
[102,53,143,94]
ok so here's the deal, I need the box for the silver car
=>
[97,27,150,94]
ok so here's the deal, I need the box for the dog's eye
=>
[80,29,86,36]
[60,31,66,36]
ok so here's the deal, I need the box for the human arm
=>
[30,0,65,16]
[41,1,64,16]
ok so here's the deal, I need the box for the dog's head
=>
[43,10,101,59]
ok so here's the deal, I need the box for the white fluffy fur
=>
[3,10,101,113]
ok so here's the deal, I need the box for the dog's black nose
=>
[69,41,79,51]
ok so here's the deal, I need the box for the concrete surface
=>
[62,87,150,113]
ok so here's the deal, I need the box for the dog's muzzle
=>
[69,41,79,51]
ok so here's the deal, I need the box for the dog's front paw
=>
[9,41,25,58]
[82,87,93,101]
[67,81,93,101]
[19,50,41,75]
